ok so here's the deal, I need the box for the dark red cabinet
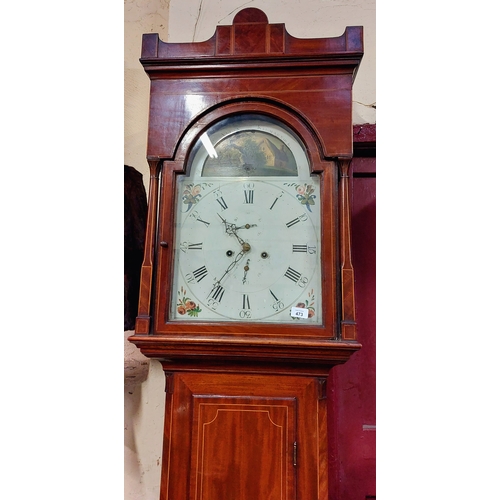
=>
[329,152,376,499]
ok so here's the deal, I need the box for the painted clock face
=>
[170,114,322,324]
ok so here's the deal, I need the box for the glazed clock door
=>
[169,113,322,326]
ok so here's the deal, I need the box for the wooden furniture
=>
[129,8,364,499]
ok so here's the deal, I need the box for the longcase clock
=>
[129,8,363,499]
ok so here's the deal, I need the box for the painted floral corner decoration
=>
[182,183,213,212]
[177,287,202,317]
[284,183,316,212]
[293,289,315,320]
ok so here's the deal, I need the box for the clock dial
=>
[170,115,322,324]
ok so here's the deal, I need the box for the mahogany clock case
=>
[128,8,366,500]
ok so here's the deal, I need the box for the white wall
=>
[125,357,165,500]
[167,0,375,126]
[124,1,375,498]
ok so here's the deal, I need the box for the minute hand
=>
[212,249,246,288]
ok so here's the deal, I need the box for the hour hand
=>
[218,214,238,234]
[218,214,246,245]
[217,213,231,230]
[235,223,257,230]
